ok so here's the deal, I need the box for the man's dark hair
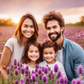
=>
[42,11,65,33]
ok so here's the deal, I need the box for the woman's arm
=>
[0,47,12,78]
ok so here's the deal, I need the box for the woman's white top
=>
[39,60,66,77]
[5,38,25,67]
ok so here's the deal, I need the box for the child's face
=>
[28,45,40,62]
[43,47,56,64]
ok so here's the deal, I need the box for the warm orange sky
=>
[0,0,84,23]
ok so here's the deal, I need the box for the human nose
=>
[27,27,31,31]
[46,54,50,57]
[50,28,54,33]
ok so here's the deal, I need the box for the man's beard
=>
[48,31,61,42]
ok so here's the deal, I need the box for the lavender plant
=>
[0,59,82,84]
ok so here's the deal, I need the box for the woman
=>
[0,13,39,78]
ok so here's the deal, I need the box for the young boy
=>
[39,40,66,77]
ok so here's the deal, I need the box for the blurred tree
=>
[80,16,84,24]
[0,18,17,26]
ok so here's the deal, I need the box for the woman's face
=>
[21,18,35,39]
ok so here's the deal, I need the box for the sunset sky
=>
[0,0,84,23]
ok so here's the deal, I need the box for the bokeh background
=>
[0,0,84,53]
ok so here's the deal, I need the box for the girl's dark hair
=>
[14,13,39,46]
[42,39,58,53]
[22,41,43,64]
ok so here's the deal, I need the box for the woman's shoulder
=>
[5,38,18,50]
[7,38,17,42]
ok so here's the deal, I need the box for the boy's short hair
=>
[42,39,58,52]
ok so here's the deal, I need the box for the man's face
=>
[46,20,63,42]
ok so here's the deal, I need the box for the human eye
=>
[44,52,48,55]
[24,24,28,28]
[50,52,53,54]
[29,50,33,53]
[53,25,57,29]
[30,25,34,28]
[46,27,51,30]
[35,50,39,53]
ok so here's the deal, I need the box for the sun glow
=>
[12,17,20,23]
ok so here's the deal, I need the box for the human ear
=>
[61,27,65,33]
[55,51,57,56]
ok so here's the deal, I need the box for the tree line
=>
[0,16,84,26]
[0,18,17,26]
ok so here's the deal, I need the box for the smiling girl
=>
[22,41,43,74]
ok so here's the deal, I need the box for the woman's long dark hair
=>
[22,41,43,64]
[14,13,39,46]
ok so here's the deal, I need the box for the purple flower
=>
[20,78,24,84]
[71,79,76,84]
[59,76,65,84]
[42,74,47,83]
[25,70,28,75]
[15,69,18,75]
[77,65,83,74]
[56,70,61,78]
[26,65,29,70]
[48,67,51,71]
[6,67,10,74]
[52,74,54,79]
[39,74,42,80]
[38,68,42,74]
[32,74,36,82]
[35,82,38,84]
[14,65,17,69]
[35,68,37,72]
[15,80,18,84]
[17,62,20,66]
[54,64,58,72]
[76,79,82,84]
[20,63,23,67]
[41,72,44,76]
[0,52,2,57]
[14,59,17,65]
[48,73,52,79]
[42,66,44,72]
[32,70,35,74]
[35,72,38,77]
[55,82,57,84]
[21,67,25,74]
[50,70,53,74]
[44,67,48,74]
[26,77,30,82]
[35,64,39,68]
[64,77,68,83]
[11,64,14,69]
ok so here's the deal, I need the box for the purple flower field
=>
[0,26,84,53]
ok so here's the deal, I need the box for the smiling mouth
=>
[30,56,38,59]
[50,34,57,38]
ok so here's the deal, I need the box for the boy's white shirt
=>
[39,60,66,77]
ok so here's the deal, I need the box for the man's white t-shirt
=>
[55,49,63,64]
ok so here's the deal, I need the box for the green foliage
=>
[0,18,17,26]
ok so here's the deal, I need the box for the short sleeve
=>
[4,38,14,52]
